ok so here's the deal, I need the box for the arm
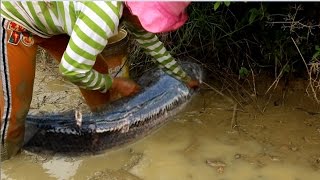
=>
[58,1,122,93]
[125,23,192,84]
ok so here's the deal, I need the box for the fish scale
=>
[24,62,203,152]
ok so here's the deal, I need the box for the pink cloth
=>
[125,1,190,33]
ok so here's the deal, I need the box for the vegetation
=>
[129,2,320,105]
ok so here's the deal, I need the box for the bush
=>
[164,2,320,76]
[128,2,320,102]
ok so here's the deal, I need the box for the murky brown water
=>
[2,90,320,180]
[1,57,320,180]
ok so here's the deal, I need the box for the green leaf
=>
[224,1,231,7]
[249,8,258,24]
[214,2,221,11]
[283,64,290,73]
[239,67,249,78]
[312,52,320,60]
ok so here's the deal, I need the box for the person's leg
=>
[37,34,111,112]
[0,19,37,160]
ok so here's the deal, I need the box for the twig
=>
[202,81,234,104]
[265,64,286,95]
[202,82,240,132]
[262,93,273,113]
[231,103,239,130]
[291,37,320,103]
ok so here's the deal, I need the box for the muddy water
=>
[2,89,320,180]
[2,59,320,179]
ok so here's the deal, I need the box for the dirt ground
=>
[29,50,90,114]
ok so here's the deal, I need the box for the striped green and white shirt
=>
[1,1,190,92]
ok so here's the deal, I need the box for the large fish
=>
[24,62,203,152]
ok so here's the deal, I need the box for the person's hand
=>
[186,79,200,89]
[111,77,140,97]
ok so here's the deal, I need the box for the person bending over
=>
[0,1,200,161]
